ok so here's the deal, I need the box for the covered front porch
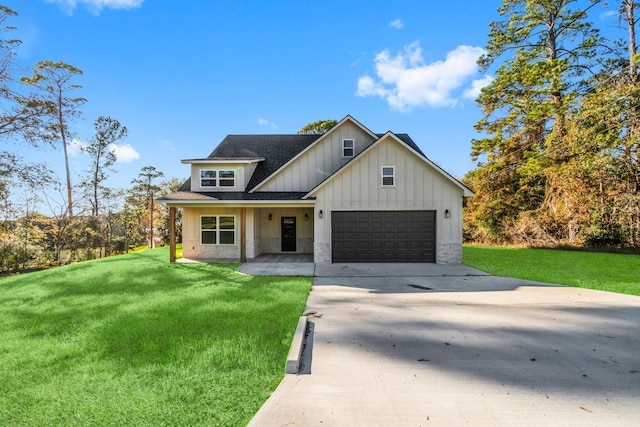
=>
[166,203,316,263]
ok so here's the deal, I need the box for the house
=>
[158,115,473,264]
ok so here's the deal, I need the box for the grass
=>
[0,247,312,426]
[463,245,640,296]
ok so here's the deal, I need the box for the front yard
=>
[464,245,640,296]
[0,247,312,426]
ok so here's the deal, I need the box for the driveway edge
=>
[285,315,307,374]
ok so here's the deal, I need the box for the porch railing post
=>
[240,207,246,262]
[169,207,176,263]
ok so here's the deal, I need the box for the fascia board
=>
[304,131,474,198]
[159,200,316,208]
[181,158,264,164]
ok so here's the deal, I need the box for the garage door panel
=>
[332,211,436,263]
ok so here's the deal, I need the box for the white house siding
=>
[182,207,241,260]
[259,121,377,192]
[310,136,464,264]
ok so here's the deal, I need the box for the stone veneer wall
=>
[314,242,331,264]
[437,243,462,264]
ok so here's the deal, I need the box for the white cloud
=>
[67,137,87,157]
[357,41,488,111]
[258,118,277,129]
[108,143,140,163]
[46,0,143,15]
[463,75,494,100]
[389,19,404,29]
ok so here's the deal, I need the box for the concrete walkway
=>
[248,265,640,426]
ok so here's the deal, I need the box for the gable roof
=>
[304,131,474,198]
[249,115,380,192]
[207,134,321,190]
[378,133,425,157]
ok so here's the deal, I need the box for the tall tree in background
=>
[466,0,602,243]
[21,60,86,218]
[158,177,183,245]
[83,116,127,216]
[131,166,164,248]
[0,6,52,208]
[298,119,337,134]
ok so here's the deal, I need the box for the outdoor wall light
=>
[319,210,323,218]
[268,213,273,221]
[304,213,309,221]
[444,209,451,218]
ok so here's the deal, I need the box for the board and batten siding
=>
[258,121,377,192]
[310,136,465,264]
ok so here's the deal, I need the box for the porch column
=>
[169,207,176,262]
[240,207,246,262]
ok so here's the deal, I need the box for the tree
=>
[131,166,164,248]
[83,116,127,216]
[467,0,603,243]
[298,119,337,134]
[158,177,183,245]
[21,60,86,218]
[0,6,53,208]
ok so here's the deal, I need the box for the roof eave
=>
[181,158,265,164]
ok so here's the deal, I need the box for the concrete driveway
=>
[248,264,640,426]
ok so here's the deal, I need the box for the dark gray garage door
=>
[331,211,436,263]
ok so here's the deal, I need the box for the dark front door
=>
[281,217,297,252]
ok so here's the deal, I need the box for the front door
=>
[281,217,296,252]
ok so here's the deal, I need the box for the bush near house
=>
[0,247,312,426]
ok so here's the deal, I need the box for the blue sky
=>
[4,0,613,198]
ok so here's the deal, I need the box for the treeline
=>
[464,0,640,248]
[0,5,181,273]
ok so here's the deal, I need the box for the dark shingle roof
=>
[170,130,428,201]
[208,134,321,189]
[376,133,426,157]
[158,191,311,201]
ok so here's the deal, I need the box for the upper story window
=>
[200,169,235,188]
[381,166,395,187]
[342,139,354,157]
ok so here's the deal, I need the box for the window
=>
[200,169,235,188]
[342,139,354,157]
[201,216,236,244]
[382,166,395,186]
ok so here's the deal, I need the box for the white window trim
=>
[342,139,355,158]
[200,215,237,245]
[199,168,236,188]
[381,166,395,187]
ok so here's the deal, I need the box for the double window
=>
[201,216,236,244]
[342,139,354,157]
[200,169,235,188]
[381,166,395,187]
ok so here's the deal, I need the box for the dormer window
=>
[342,139,354,157]
[200,169,235,188]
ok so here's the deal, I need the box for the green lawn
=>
[463,245,640,296]
[0,247,312,426]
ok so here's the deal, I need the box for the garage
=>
[331,211,436,263]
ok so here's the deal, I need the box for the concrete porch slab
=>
[236,262,315,276]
